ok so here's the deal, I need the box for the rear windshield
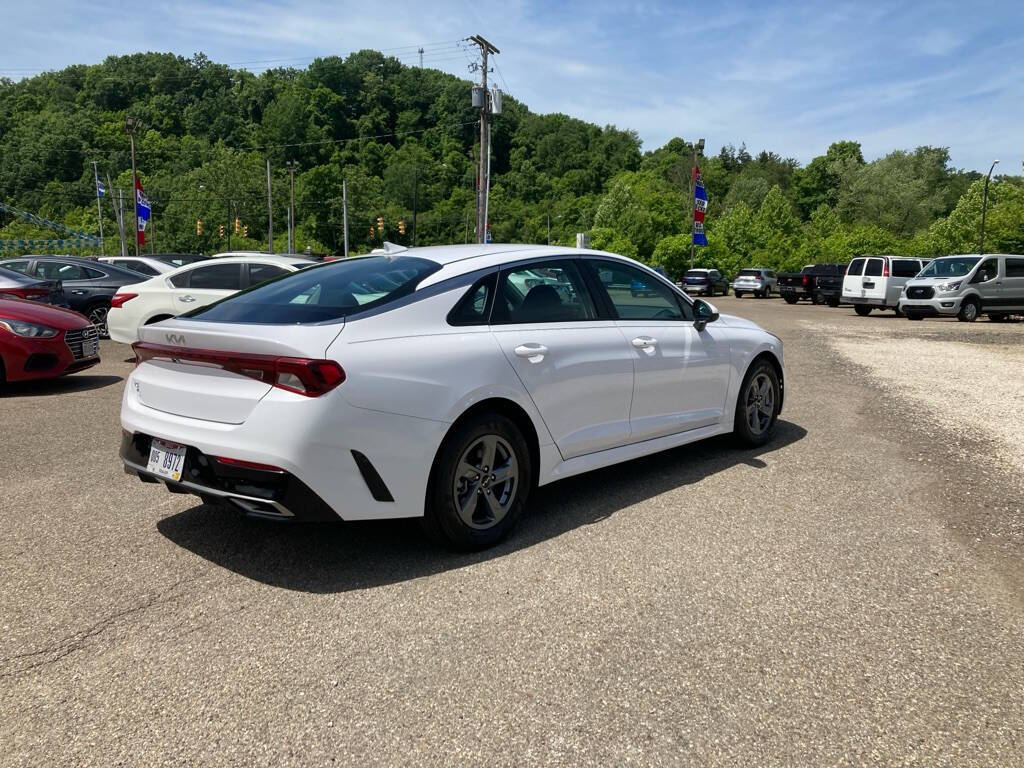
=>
[847,258,865,276]
[737,269,762,277]
[186,255,441,324]
[684,271,709,280]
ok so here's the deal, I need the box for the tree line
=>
[1,50,1021,274]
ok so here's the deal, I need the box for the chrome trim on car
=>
[122,458,295,518]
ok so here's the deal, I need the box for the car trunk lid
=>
[133,319,345,424]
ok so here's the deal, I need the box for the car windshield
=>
[737,269,762,277]
[186,255,441,324]
[917,256,980,279]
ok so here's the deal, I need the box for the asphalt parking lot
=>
[2,297,1022,766]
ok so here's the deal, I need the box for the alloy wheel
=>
[745,372,775,435]
[88,306,109,337]
[453,434,519,530]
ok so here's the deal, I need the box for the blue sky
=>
[4,0,1022,173]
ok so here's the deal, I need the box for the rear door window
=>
[847,259,865,276]
[36,261,88,281]
[864,259,884,277]
[1005,258,1024,278]
[494,260,596,324]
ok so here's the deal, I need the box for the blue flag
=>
[96,178,105,198]
[135,176,151,221]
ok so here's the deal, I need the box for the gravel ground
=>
[1,297,1022,766]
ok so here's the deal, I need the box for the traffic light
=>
[243,225,248,238]
[196,219,202,236]
[398,219,405,235]
[376,216,384,233]
[234,217,241,235]
[368,226,375,238]
[219,224,225,238]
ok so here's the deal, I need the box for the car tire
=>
[827,298,840,307]
[894,305,905,318]
[906,312,923,320]
[423,413,533,551]
[85,303,110,338]
[989,313,1008,322]
[735,291,744,299]
[733,359,780,448]
[854,305,872,317]
[957,298,980,322]
[783,296,798,305]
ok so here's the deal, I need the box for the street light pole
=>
[979,159,999,255]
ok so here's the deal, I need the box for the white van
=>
[899,254,1024,322]
[842,256,929,316]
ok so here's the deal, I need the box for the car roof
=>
[164,254,314,273]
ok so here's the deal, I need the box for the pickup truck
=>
[778,264,848,306]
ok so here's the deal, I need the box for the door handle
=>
[178,295,196,303]
[70,290,86,295]
[631,336,658,349]
[514,343,548,361]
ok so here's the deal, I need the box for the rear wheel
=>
[783,296,798,305]
[854,305,872,317]
[827,298,840,308]
[735,291,744,299]
[733,359,779,447]
[423,414,532,551]
[957,298,980,322]
[86,303,110,338]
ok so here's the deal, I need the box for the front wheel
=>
[423,414,532,551]
[783,296,798,305]
[957,298,980,322]
[854,305,872,317]
[733,359,780,447]
[735,291,744,299]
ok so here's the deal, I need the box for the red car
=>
[0,297,100,383]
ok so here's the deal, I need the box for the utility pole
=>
[109,175,127,258]
[412,169,420,247]
[467,35,498,244]
[227,199,232,252]
[342,179,349,258]
[418,47,424,67]
[979,159,999,254]
[285,161,298,254]
[91,161,105,255]
[125,116,144,257]
[266,159,274,254]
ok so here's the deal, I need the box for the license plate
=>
[83,337,99,357]
[147,439,187,482]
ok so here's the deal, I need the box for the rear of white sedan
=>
[121,245,784,549]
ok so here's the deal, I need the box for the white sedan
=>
[107,255,315,344]
[119,245,784,549]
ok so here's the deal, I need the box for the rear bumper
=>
[121,431,339,521]
[843,294,888,307]
[120,367,449,520]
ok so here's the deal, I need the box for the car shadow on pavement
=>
[1,374,122,397]
[157,419,807,593]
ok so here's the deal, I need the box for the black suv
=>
[0,256,147,336]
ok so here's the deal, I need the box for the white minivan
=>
[842,256,930,316]
[899,254,1024,322]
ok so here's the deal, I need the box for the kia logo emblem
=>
[165,333,186,345]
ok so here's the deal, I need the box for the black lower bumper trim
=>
[120,432,341,522]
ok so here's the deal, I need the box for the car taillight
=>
[802,275,811,288]
[132,342,345,397]
[882,263,890,277]
[1,287,49,300]
[111,292,138,309]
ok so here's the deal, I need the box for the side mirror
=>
[693,299,719,331]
